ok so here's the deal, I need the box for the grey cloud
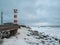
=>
[0,0,60,26]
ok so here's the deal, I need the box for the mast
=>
[1,11,3,25]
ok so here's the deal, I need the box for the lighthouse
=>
[14,9,18,24]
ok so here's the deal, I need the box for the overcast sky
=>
[0,0,60,26]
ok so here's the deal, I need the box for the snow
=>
[2,38,29,45]
[31,27,60,38]
[0,27,60,45]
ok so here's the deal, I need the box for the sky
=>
[0,0,60,26]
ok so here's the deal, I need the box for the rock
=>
[26,34,30,36]
[59,39,60,44]
[32,31,39,36]
[20,25,26,27]
[54,38,58,41]
[41,41,45,44]
[26,27,31,29]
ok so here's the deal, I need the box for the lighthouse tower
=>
[14,9,18,24]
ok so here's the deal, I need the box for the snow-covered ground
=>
[1,28,30,45]
[0,27,60,45]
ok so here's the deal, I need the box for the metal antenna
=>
[1,11,3,25]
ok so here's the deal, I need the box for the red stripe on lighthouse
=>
[14,20,17,23]
[14,15,17,18]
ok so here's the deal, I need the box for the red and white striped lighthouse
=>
[14,9,18,24]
